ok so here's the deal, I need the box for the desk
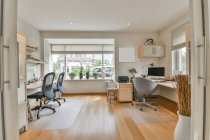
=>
[157,81,176,89]
[156,81,177,102]
[27,81,57,90]
[27,81,42,90]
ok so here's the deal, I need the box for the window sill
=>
[64,78,113,81]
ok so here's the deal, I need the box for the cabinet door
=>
[118,84,133,102]
[18,103,27,129]
[139,46,153,57]
[18,80,26,104]
[153,46,165,57]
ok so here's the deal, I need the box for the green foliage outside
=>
[53,62,61,74]
[70,66,80,75]
[91,59,110,67]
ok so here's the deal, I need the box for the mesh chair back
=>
[57,72,65,92]
[133,77,157,97]
[42,72,55,99]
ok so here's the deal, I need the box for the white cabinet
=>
[18,102,27,129]
[138,45,165,58]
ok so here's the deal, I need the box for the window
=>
[172,23,189,75]
[51,44,115,80]
[52,54,65,78]
[172,47,186,74]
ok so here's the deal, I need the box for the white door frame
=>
[190,0,206,139]
[1,0,19,140]
[203,0,210,139]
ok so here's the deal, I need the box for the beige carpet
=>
[29,98,84,130]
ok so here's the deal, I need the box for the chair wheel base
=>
[53,109,56,113]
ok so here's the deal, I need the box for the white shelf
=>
[26,46,39,52]
[27,60,44,64]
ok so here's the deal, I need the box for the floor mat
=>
[29,98,84,130]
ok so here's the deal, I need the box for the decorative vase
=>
[174,112,191,140]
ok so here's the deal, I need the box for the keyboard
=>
[151,79,166,83]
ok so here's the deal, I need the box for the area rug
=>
[29,98,84,130]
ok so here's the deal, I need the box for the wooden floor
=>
[20,94,177,140]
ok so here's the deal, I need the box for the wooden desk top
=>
[157,81,177,89]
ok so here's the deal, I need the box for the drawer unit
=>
[117,83,133,102]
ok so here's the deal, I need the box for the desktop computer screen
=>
[148,67,165,77]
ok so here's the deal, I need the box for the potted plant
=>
[79,66,84,79]
[69,71,76,80]
[85,67,90,79]
[93,72,99,79]
[128,68,137,79]
[174,75,191,140]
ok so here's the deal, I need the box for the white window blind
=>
[172,24,187,50]
[51,44,114,54]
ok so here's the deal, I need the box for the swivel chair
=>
[132,77,158,111]
[27,72,56,119]
[53,72,66,105]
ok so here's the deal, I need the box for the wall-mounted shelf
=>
[27,60,44,64]
[26,46,39,52]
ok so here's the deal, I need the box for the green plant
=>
[71,66,80,75]
[69,72,77,80]
[128,68,137,76]
[80,66,84,73]
[93,72,99,79]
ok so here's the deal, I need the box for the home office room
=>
[2,0,209,140]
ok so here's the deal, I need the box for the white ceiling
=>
[18,0,189,32]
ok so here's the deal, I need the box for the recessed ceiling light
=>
[127,22,131,26]
[70,22,75,25]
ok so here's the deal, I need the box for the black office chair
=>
[27,72,56,119]
[53,72,66,104]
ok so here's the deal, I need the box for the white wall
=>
[63,79,111,93]
[17,18,41,81]
[43,40,51,74]
[159,14,190,77]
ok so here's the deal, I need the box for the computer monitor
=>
[148,67,165,79]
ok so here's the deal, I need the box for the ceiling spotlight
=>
[127,22,130,26]
[70,22,75,25]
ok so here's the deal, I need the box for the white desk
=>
[27,81,57,91]
[157,81,176,89]
[26,81,42,90]
[156,81,177,102]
